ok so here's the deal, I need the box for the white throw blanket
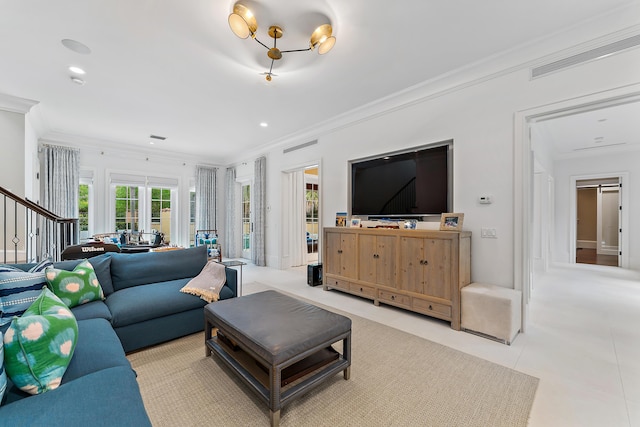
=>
[180,261,227,303]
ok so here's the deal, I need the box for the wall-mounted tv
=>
[350,141,452,218]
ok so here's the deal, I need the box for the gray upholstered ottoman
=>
[204,290,351,426]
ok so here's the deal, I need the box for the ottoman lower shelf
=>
[206,337,349,406]
[211,333,340,387]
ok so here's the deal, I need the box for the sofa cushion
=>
[87,255,114,296]
[0,366,152,427]
[70,300,112,322]
[106,278,206,328]
[3,288,78,395]
[62,318,129,383]
[0,271,47,327]
[109,245,207,291]
[0,331,6,405]
[45,260,105,308]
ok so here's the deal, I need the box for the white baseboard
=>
[577,240,596,249]
[599,245,618,256]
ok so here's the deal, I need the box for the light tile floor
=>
[235,260,640,427]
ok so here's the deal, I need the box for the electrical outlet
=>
[481,227,497,238]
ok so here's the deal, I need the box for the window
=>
[242,184,251,253]
[306,182,319,253]
[150,187,171,243]
[115,186,139,231]
[189,190,196,247]
[78,183,90,239]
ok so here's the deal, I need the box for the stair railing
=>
[1,185,78,263]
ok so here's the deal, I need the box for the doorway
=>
[281,163,321,269]
[575,178,620,267]
[305,168,319,263]
[515,86,640,331]
[241,183,251,259]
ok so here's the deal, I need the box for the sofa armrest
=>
[224,267,238,297]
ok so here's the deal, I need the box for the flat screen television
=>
[350,142,451,218]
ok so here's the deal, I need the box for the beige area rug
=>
[127,290,538,427]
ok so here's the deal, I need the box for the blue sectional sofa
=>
[0,245,237,426]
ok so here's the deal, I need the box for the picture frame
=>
[335,212,347,227]
[350,218,361,228]
[439,213,464,231]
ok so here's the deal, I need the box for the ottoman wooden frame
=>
[205,290,352,426]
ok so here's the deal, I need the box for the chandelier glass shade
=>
[227,2,336,81]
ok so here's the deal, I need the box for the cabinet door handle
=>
[391,295,395,300]
[423,260,428,266]
[428,305,433,310]
[419,260,424,265]
[359,287,364,292]
[337,249,343,254]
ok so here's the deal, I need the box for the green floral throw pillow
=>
[45,259,104,308]
[3,288,78,395]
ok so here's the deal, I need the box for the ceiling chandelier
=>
[228,2,336,81]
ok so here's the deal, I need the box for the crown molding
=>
[40,131,223,168]
[0,93,39,114]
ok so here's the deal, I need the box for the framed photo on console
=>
[350,218,361,228]
[440,213,464,231]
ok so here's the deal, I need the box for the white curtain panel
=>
[252,156,266,266]
[41,144,80,259]
[224,167,241,258]
[286,170,307,267]
[195,166,217,232]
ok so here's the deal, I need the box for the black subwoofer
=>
[307,263,322,287]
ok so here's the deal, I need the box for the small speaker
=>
[307,263,322,287]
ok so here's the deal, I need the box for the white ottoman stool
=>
[461,283,521,345]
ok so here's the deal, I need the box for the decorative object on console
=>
[350,218,361,228]
[335,212,347,227]
[227,2,336,81]
[403,219,418,229]
[439,213,464,231]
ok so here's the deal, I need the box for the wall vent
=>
[531,33,640,79]
[283,139,317,154]
[149,134,166,140]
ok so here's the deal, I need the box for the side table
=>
[216,260,246,296]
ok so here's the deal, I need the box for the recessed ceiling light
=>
[61,39,91,55]
[69,66,86,75]
[70,76,85,86]
[260,122,268,127]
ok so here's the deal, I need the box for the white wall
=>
[255,42,640,287]
[554,150,640,269]
[0,109,26,196]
